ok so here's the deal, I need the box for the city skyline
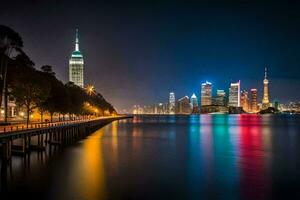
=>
[133,67,294,114]
[1,1,300,112]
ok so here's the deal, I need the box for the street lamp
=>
[94,108,98,117]
[19,111,25,119]
[86,85,95,95]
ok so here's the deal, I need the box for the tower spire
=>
[75,28,79,51]
[264,66,267,79]
[262,65,270,108]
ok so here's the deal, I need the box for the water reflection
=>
[237,115,272,199]
[48,128,106,200]
[111,121,119,175]
[1,115,300,199]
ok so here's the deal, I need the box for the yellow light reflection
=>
[132,126,142,151]
[111,121,119,175]
[72,128,106,200]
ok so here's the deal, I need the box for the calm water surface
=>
[1,114,300,200]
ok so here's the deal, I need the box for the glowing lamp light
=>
[20,112,24,117]
[0,110,4,114]
[86,85,95,95]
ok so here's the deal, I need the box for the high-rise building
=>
[215,89,226,106]
[240,90,250,112]
[251,88,258,112]
[169,92,175,114]
[69,28,84,88]
[178,96,192,114]
[262,67,270,109]
[132,105,143,114]
[163,103,169,114]
[201,81,212,106]
[228,81,240,107]
[143,105,156,114]
[154,104,158,114]
[190,93,198,112]
[157,103,164,114]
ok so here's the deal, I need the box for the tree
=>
[40,70,68,122]
[65,82,85,116]
[0,25,23,122]
[10,54,50,126]
[41,65,55,76]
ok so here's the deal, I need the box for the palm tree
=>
[0,25,23,122]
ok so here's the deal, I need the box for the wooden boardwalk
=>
[0,116,131,160]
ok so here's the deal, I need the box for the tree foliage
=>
[0,25,24,120]
[9,52,50,125]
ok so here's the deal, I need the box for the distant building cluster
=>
[131,67,299,114]
[279,102,300,113]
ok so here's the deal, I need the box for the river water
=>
[1,114,300,200]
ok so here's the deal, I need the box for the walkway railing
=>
[0,116,132,160]
[0,116,123,134]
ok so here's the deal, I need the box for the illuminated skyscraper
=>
[215,89,226,106]
[190,93,198,110]
[201,81,212,106]
[132,105,143,114]
[157,103,164,114]
[69,28,84,88]
[240,90,250,112]
[178,96,191,114]
[251,88,258,112]
[169,92,175,114]
[228,81,240,107]
[262,67,270,109]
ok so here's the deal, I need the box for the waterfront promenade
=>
[0,116,124,133]
[0,115,132,160]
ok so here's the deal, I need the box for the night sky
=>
[1,1,300,112]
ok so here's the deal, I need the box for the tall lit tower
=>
[201,81,212,106]
[251,88,258,112]
[169,92,175,114]
[262,67,270,109]
[190,93,198,109]
[69,28,84,88]
[240,90,250,112]
[216,90,226,106]
[190,93,198,113]
[228,81,240,107]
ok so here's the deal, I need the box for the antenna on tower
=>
[264,64,268,79]
[75,28,79,51]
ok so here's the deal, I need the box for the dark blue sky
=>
[1,1,300,111]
